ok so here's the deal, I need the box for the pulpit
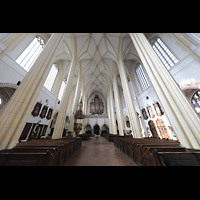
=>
[74,99,85,137]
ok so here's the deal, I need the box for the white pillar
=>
[130,33,200,149]
[118,36,142,138]
[107,93,113,134]
[113,62,125,135]
[52,34,77,139]
[0,33,30,59]
[0,33,66,149]
[108,84,117,134]
[69,64,82,134]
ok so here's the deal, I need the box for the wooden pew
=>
[0,137,82,166]
[17,141,68,165]
[18,138,82,164]
[79,133,90,141]
[14,146,61,165]
[113,136,200,166]
[0,151,53,166]
[141,147,186,166]
[103,134,115,142]
[154,151,200,166]
[125,138,183,165]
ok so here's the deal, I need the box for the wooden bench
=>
[135,146,186,166]
[154,152,200,166]
[0,137,82,166]
[78,133,90,141]
[14,145,62,165]
[0,151,53,166]
[114,136,200,166]
[103,134,115,142]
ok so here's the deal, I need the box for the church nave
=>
[1,33,200,166]
[63,137,138,166]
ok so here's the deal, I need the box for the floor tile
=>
[63,137,138,166]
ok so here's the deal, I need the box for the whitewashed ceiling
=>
[59,33,153,99]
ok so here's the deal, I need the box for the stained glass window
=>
[191,90,200,115]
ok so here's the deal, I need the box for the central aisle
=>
[63,136,138,166]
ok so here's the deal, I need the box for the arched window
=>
[44,64,58,91]
[16,36,45,72]
[136,64,150,91]
[151,37,178,70]
[191,90,200,115]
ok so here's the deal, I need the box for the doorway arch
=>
[94,124,100,135]
[101,124,109,136]
[85,124,92,137]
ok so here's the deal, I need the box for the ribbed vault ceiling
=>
[61,33,152,99]
[76,33,120,98]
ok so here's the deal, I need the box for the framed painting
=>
[46,108,53,120]
[40,105,48,118]
[153,102,164,116]
[141,108,148,120]
[31,102,42,117]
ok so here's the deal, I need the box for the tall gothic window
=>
[16,36,45,72]
[191,90,200,115]
[151,37,178,70]
[136,64,150,91]
[44,64,58,91]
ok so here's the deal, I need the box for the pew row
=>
[78,133,90,141]
[103,134,114,142]
[0,137,82,166]
[113,137,200,166]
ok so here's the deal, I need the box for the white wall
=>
[124,33,200,138]
[84,116,109,133]
[0,33,61,128]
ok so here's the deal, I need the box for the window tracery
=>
[44,64,58,91]
[191,90,200,115]
[136,64,150,91]
[16,36,45,72]
[151,37,178,70]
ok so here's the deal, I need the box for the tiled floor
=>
[63,137,138,166]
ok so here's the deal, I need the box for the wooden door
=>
[148,120,159,138]
[94,124,100,135]
[19,123,32,141]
